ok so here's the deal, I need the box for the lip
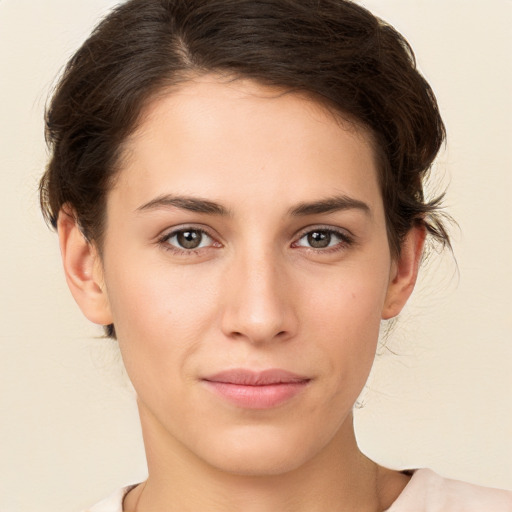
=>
[202,369,311,409]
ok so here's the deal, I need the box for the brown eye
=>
[176,230,203,249]
[163,228,215,251]
[294,228,351,251]
[307,231,331,248]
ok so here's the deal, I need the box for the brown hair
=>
[40,0,450,337]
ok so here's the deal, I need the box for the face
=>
[62,76,421,476]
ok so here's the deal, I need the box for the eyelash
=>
[157,226,354,255]
[292,227,354,253]
[158,227,219,255]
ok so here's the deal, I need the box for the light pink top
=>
[85,469,512,512]
[383,469,512,511]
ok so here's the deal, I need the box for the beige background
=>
[1,0,511,511]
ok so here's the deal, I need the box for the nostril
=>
[228,329,289,343]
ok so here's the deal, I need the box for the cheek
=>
[303,263,390,383]
[106,251,217,325]
[307,260,389,333]
[103,259,222,384]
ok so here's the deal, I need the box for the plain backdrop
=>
[1,1,511,511]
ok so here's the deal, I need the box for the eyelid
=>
[157,224,222,252]
[294,224,354,240]
[291,225,354,250]
[155,223,354,255]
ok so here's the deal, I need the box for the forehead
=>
[113,76,382,214]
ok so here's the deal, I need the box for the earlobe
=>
[57,207,113,326]
[382,225,426,320]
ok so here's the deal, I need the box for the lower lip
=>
[203,381,309,409]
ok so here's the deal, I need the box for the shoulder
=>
[386,468,512,512]
[82,484,137,512]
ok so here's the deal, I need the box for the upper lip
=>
[203,369,310,386]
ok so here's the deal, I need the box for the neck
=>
[125,405,408,512]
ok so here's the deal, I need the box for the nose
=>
[220,248,298,345]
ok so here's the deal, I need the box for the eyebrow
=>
[136,193,370,217]
[289,195,371,217]
[136,194,230,215]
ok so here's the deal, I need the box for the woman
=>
[39,0,512,510]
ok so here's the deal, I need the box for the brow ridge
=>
[136,193,370,218]
[289,195,371,216]
[136,194,229,215]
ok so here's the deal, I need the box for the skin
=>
[59,76,424,511]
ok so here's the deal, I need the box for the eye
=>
[161,228,216,251]
[294,228,351,250]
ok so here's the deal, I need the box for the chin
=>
[206,447,310,477]
[194,423,332,477]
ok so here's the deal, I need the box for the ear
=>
[57,207,113,326]
[381,225,426,320]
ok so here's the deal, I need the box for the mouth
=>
[202,369,311,409]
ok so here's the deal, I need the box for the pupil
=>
[177,230,201,249]
[308,231,330,248]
